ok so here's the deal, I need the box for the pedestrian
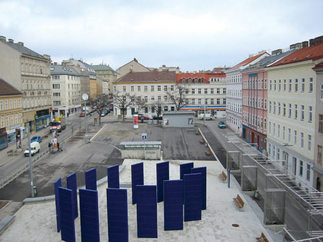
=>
[57,142,60,151]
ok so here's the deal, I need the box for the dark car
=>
[138,114,150,120]
[31,136,42,143]
[218,121,227,129]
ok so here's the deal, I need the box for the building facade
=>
[242,50,294,152]
[313,61,323,191]
[92,64,117,95]
[226,52,269,136]
[0,78,23,149]
[50,65,81,118]
[0,36,52,132]
[113,71,177,117]
[266,42,323,188]
[176,72,227,117]
[116,58,150,79]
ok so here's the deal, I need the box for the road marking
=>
[90,124,106,142]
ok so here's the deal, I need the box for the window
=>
[270,80,272,90]
[319,114,323,133]
[171,85,174,91]
[289,79,292,92]
[301,78,305,92]
[283,126,286,140]
[53,92,60,97]
[205,99,208,104]
[279,80,281,91]
[273,123,276,136]
[52,84,60,89]
[278,125,280,137]
[217,88,220,94]
[144,96,148,102]
[278,102,281,115]
[294,130,297,145]
[53,101,61,106]
[191,98,195,104]
[164,85,167,91]
[192,89,195,94]
[274,80,276,91]
[223,88,226,94]
[306,164,311,181]
[131,86,134,92]
[321,84,323,99]
[318,145,323,166]
[158,96,161,101]
[217,98,220,104]
[308,135,312,151]
[123,86,126,92]
[144,86,148,92]
[137,86,141,91]
[309,77,313,93]
[301,132,304,148]
[163,96,167,101]
[223,98,226,104]
[0,101,3,111]
[309,106,312,123]
[301,105,305,121]
[295,79,298,92]
[283,80,286,91]
[269,101,272,113]
[198,88,201,94]
[288,104,291,118]
[210,88,214,94]
[283,103,286,116]
[299,160,303,176]
[151,86,154,91]
[198,99,201,104]
[158,86,161,91]
[273,102,276,114]
[210,98,214,104]
[294,104,298,119]
[288,128,291,143]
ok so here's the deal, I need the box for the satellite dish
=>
[82,93,88,101]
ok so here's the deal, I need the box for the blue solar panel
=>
[107,188,128,242]
[79,189,100,242]
[131,162,144,204]
[164,180,184,230]
[180,162,194,179]
[136,185,157,238]
[191,167,207,210]
[66,173,78,219]
[156,161,169,202]
[59,187,75,242]
[107,165,120,188]
[54,178,62,232]
[85,168,97,190]
[184,173,202,221]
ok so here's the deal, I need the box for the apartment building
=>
[176,72,226,117]
[313,61,323,191]
[242,50,294,151]
[266,41,323,188]
[226,52,269,136]
[0,36,51,132]
[92,64,117,95]
[113,71,177,117]
[0,78,23,149]
[116,58,150,79]
[50,64,81,117]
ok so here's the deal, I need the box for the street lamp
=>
[82,93,89,143]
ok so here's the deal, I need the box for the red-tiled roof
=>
[0,78,22,96]
[272,43,323,67]
[231,52,268,70]
[313,61,323,70]
[114,70,176,83]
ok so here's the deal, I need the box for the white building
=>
[226,52,269,136]
[113,71,177,118]
[50,64,81,117]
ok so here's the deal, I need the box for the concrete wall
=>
[121,148,161,160]
[162,113,194,128]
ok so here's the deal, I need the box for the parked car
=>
[218,121,227,129]
[138,114,150,120]
[79,112,85,117]
[31,136,42,143]
[101,109,110,117]
[152,116,163,120]
[24,142,40,157]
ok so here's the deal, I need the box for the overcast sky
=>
[0,0,322,71]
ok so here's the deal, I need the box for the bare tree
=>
[91,95,107,125]
[112,91,135,121]
[166,84,188,111]
[133,96,148,114]
[151,100,163,118]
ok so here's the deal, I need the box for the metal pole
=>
[85,100,88,143]
[27,123,35,197]
[227,168,231,188]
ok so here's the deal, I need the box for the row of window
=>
[268,143,311,181]
[227,74,242,84]
[0,114,22,129]
[242,113,267,130]
[269,102,313,123]
[0,99,22,111]
[227,102,242,114]
[227,89,242,98]
[52,75,79,80]
[188,88,226,95]
[268,122,312,151]
[22,79,50,91]
[23,97,50,109]
[269,78,314,93]
[243,78,268,90]
[189,98,226,105]
[21,61,48,75]
[243,97,267,110]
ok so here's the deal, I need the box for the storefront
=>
[243,124,266,152]
[35,109,50,131]
[0,128,8,150]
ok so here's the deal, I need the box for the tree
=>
[112,91,135,121]
[90,95,107,125]
[133,96,148,114]
[166,84,188,111]
[151,100,163,118]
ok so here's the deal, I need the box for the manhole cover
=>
[232,224,239,227]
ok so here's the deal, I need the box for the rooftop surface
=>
[0,159,272,242]
[115,70,177,84]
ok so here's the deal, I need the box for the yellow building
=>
[266,41,323,188]
[116,58,150,79]
[92,64,117,95]
[0,78,23,149]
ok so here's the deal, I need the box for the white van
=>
[24,142,40,157]
[198,113,214,120]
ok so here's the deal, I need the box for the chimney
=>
[8,38,14,43]
[271,49,282,56]
[302,41,308,48]
[17,41,24,46]
[0,36,6,42]
[309,36,323,47]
